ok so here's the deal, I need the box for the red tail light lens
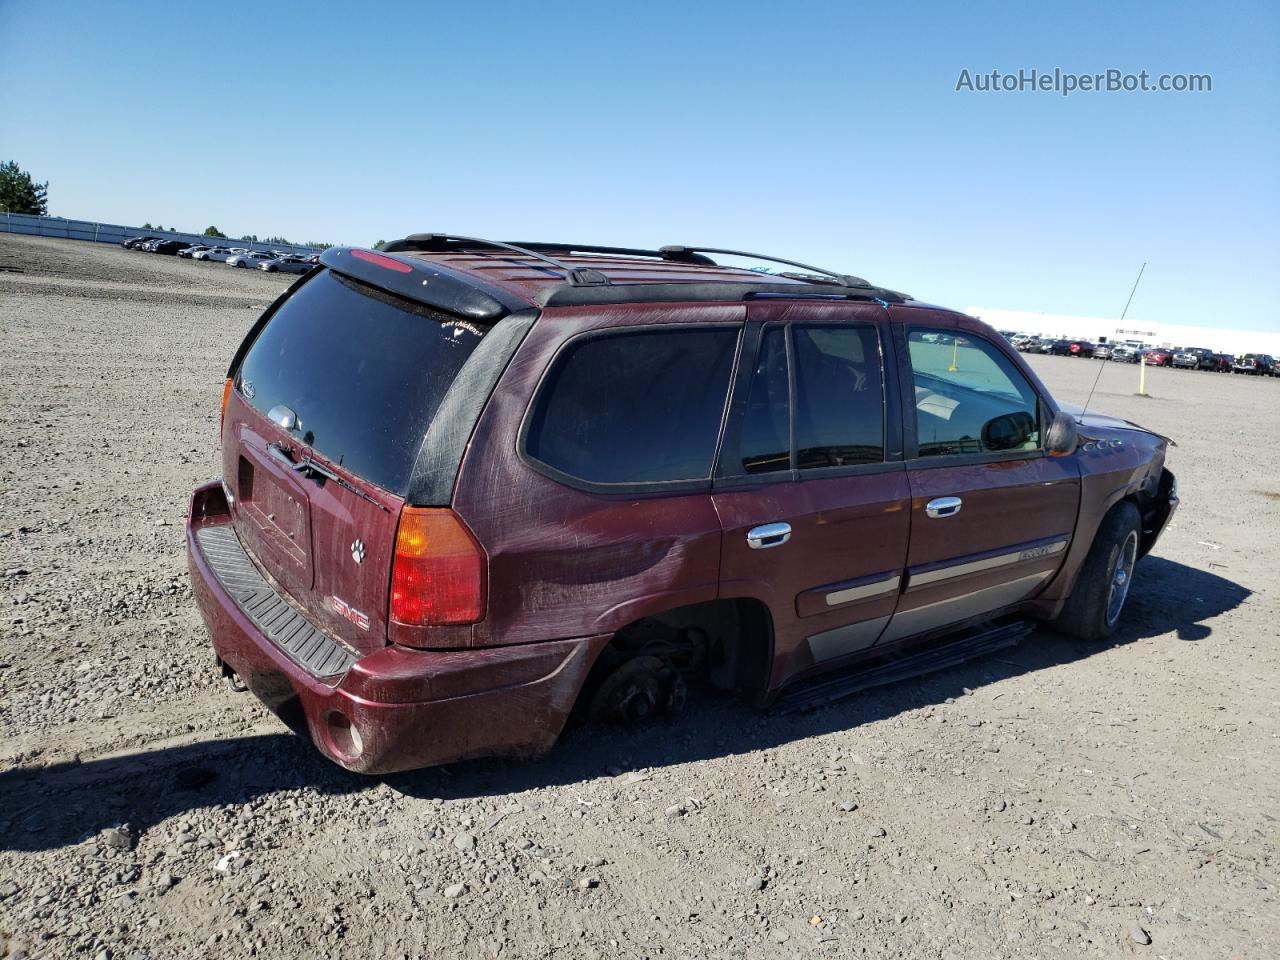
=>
[390,508,486,626]
[220,378,233,435]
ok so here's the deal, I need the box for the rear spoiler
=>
[319,247,529,322]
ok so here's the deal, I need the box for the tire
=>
[1053,501,1141,642]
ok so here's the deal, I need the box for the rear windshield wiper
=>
[268,443,389,511]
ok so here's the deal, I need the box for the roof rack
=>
[382,233,611,287]
[506,242,718,266]
[656,246,874,289]
[383,235,877,290]
[508,242,871,286]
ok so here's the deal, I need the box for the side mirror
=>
[981,411,1036,451]
[1045,410,1078,455]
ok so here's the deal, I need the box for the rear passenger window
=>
[738,327,790,474]
[793,326,884,468]
[525,328,739,485]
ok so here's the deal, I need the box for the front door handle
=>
[747,522,792,550]
[925,496,963,519]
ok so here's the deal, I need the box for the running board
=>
[773,621,1032,714]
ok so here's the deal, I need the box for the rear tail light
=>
[219,378,233,435]
[389,508,486,626]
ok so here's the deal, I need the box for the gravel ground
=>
[1,233,1277,960]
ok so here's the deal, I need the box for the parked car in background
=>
[1142,349,1173,367]
[1172,347,1215,370]
[188,235,1177,773]
[1109,344,1143,363]
[123,235,159,249]
[1233,354,1276,376]
[259,255,313,275]
[150,239,190,255]
[193,247,233,262]
[1208,353,1233,372]
[1094,343,1114,360]
[178,244,212,258]
[1049,339,1095,358]
[226,251,276,269]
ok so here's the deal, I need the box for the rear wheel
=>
[1053,501,1141,642]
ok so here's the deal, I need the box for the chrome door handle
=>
[747,522,792,550]
[925,496,962,519]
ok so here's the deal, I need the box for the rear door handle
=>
[925,496,962,518]
[747,522,792,549]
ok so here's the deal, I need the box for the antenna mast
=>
[1083,262,1146,414]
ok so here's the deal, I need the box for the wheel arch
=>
[577,596,775,712]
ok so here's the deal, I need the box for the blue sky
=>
[1,1,1276,329]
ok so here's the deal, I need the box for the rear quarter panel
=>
[439,302,747,649]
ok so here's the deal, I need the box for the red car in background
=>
[1142,349,1174,366]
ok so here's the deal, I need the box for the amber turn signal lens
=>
[390,508,486,626]
[219,378,233,436]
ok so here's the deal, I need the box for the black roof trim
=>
[318,247,527,321]
[537,281,911,309]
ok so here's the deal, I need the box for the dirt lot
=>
[1,233,1277,960]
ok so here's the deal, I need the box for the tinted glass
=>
[793,325,885,468]
[236,269,485,493]
[525,328,739,484]
[907,329,1040,457]
[737,327,791,474]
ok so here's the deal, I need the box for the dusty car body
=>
[187,236,1179,774]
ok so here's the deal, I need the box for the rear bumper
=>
[186,481,608,774]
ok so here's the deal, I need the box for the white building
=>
[967,306,1280,357]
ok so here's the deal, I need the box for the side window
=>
[793,325,885,468]
[907,329,1041,458]
[524,327,739,485]
[738,327,790,474]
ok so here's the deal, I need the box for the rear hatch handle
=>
[267,442,389,512]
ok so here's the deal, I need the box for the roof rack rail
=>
[505,242,717,266]
[383,234,888,295]
[511,242,870,286]
[382,233,611,287]
[657,246,873,289]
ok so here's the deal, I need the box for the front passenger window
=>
[907,330,1040,458]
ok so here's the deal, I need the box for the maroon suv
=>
[187,235,1179,773]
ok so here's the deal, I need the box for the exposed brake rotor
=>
[588,655,686,724]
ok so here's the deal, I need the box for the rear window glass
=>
[738,327,790,474]
[525,328,740,485]
[236,269,485,493]
[793,325,885,468]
